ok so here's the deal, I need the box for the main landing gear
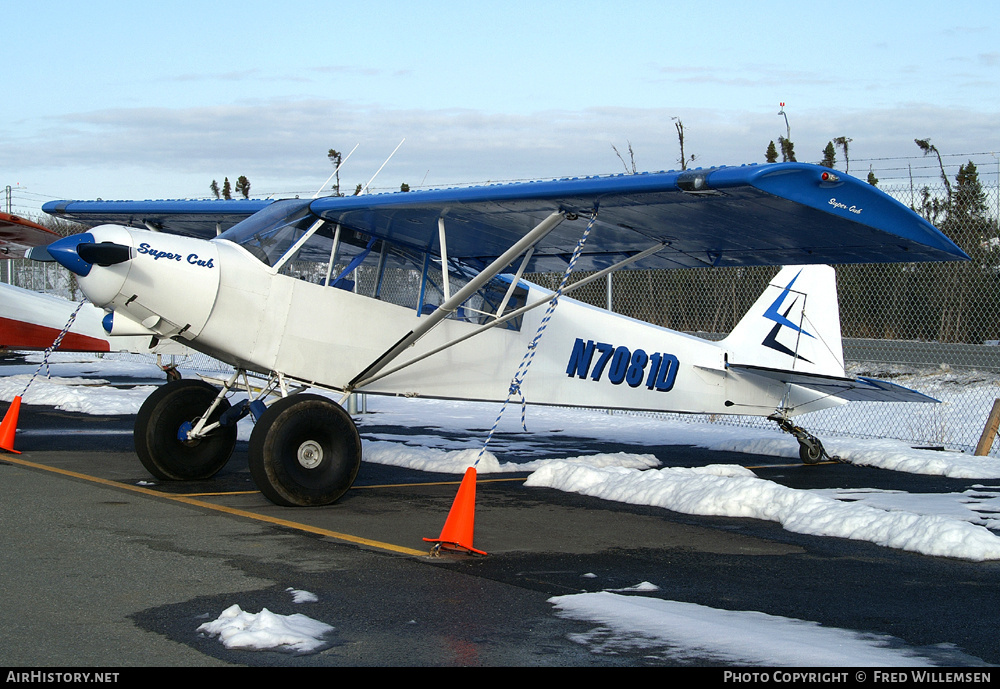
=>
[133,374,362,507]
[248,394,361,507]
[134,379,238,480]
[767,412,831,465]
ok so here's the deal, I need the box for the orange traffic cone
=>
[0,396,23,454]
[424,466,486,555]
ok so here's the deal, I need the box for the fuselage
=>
[48,223,845,418]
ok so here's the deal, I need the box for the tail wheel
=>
[134,379,237,480]
[799,439,825,464]
[249,394,361,507]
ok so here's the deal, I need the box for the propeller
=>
[29,233,133,276]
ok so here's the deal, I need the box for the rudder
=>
[722,265,845,377]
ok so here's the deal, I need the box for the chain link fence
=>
[531,180,1000,455]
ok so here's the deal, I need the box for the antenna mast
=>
[359,139,405,195]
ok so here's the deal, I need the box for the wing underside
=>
[42,163,968,271]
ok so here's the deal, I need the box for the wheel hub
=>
[297,440,324,469]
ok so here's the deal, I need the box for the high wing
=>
[41,198,273,238]
[42,163,967,271]
[0,211,61,257]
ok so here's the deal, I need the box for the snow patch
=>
[550,593,932,666]
[196,604,334,653]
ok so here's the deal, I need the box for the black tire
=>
[248,394,361,507]
[134,379,237,480]
[799,440,824,464]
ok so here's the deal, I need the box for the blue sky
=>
[3,1,998,215]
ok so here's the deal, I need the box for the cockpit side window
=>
[219,201,526,331]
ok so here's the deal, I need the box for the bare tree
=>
[672,118,696,170]
[612,141,637,174]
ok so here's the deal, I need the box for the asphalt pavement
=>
[2,370,999,667]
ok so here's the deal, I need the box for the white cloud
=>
[4,99,997,208]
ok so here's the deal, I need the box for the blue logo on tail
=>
[762,270,813,362]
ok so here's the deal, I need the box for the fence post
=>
[974,399,1000,456]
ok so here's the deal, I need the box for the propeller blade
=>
[25,245,55,262]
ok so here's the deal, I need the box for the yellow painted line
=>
[173,490,261,497]
[354,476,527,489]
[1,454,427,557]
[744,460,838,469]
[172,476,528,496]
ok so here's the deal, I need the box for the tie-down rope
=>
[476,208,598,465]
[19,300,87,398]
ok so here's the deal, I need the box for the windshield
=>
[217,198,316,266]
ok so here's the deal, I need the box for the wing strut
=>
[438,217,451,302]
[346,211,567,390]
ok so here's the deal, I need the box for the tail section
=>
[722,265,845,377]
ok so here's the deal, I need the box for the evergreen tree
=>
[235,175,251,199]
[778,136,796,162]
[222,177,232,200]
[953,161,988,221]
[833,137,852,173]
[932,160,991,343]
[210,180,220,199]
[327,149,343,196]
[765,141,778,163]
[866,167,879,187]
[400,182,410,192]
[821,142,836,168]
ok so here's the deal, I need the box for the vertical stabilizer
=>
[722,265,845,377]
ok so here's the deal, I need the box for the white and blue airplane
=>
[30,162,967,507]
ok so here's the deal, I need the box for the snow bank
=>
[526,462,1000,560]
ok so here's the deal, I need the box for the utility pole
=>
[992,152,1000,236]
[5,186,11,214]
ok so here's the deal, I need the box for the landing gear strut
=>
[768,413,831,464]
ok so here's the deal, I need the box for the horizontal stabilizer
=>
[729,364,938,403]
